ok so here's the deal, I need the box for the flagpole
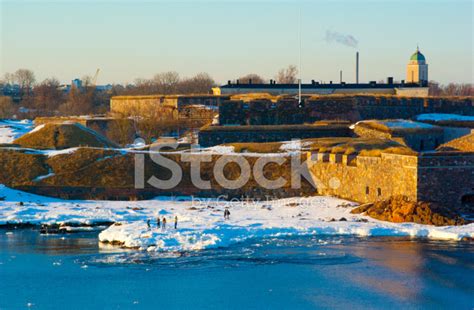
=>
[298,7,302,105]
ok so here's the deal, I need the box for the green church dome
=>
[410,49,426,61]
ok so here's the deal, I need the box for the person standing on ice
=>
[162,217,167,230]
[156,217,161,229]
[174,216,178,229]
[147,219,151,229]
[224,208,230,220]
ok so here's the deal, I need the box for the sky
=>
[1,0,473,85]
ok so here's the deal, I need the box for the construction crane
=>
[91,68,100,87]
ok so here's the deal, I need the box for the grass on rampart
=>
[437,133,474,152]
[14,123,118,150]
[226,137,416,156]
[356,120,443,135]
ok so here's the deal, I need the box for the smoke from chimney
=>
[325,30,358,48]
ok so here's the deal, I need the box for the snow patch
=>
[416,113,474,122]
[33,172,55,182]
[0,120,33,143]
[382,120,435,129]
[28,124,46,134]
[200,145,235,154]
[44,148,79,157]
[280,140,312,152]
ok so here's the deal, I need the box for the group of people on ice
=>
[147,216,178,230]
[146,207,232,230]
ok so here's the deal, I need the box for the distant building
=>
[109,95,227,120]
[217,50,430,97]
[218,81,429,97]
[406,47,428,84]
[71,78,83,89]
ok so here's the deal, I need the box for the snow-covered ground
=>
[354,119,436,130]
[0,120,33,143]
[416,113,474,122]
[0,185,472,252]
[381,119,435,129]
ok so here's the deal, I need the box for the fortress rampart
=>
[307,152,418,204]
[307,151,474,207]
[6,147,473,207]
[219,96,473,125]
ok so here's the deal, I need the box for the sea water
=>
[0,230,472,309]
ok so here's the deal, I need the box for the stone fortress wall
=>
[199,124,352,147]
[417,154,474,206]
[306,152,419,204]
[306,151,474,208]
[219,96,473,125]
[8,148,474,207]
[110,95,228,120]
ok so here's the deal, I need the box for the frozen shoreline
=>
[1,185,473,252]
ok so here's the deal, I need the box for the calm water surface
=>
[0,230,473,309]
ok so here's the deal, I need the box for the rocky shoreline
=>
[350,196,472,226]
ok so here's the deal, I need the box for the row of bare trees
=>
[429,82,473,97]
[1,67,472,120]
[1,69,113,117]
[123,72,216,95]
[0,65,299,118]
[3,69,36,98]
[237,65,299,84]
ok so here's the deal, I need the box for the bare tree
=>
[33,78,64,113]
[275,65,298,84]
[0,96,15,118]
[428,81,442,96]
[58,84,93,116]
[179,72,215,94]
[153,71,180,94]
[237,73,266,84]
[429,81,473,96]
[104,118,136,146]
[114,72,216,96]
[2,72,15,85]
[14,69,36,97]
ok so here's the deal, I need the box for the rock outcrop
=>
[351,196,469,226]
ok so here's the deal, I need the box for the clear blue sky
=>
[1,0,472,85]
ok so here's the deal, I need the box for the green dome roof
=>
[410,50,426,61]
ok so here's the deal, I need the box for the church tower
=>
[406,47,428,84]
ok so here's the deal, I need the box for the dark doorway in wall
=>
[461,193,474,205]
